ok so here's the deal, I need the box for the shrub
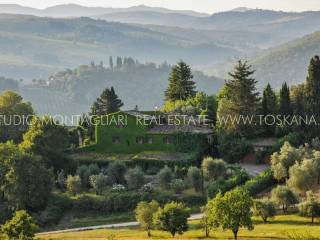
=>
[157,166,173,190]
[36,193,73,227]
[202,157,227,180]
[66,175,82,195]
[1,210,37,240]
[125,167,145,189]
[170,179,185,194]
[187,167,202,192]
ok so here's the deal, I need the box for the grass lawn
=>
[39,215,320,240]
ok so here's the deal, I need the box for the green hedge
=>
[207,170,250,198]
[242,168,276,196]
[72,191,206,214]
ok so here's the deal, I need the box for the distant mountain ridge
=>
[0,4,209,18]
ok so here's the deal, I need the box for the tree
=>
[109,56,114,70]
[253,199,276,223]
[57,170,66,191]
[125,167,145,189]
[1,210,37,240]
[135,200,159,237]
[0,91,34,143]
[279,82,292,116]
[299,191,320,223]
[20,116,71,171]
[66,175,82,195]
[271,185,299,213]
[89,173,109,195]
[206,187,253,239]
[270,142,301,181]
[165,61,196,101]
[170,179,185,194]
[217,60,260,136]
[153,201,190,237]
[90,87,123,115]
[291,84,305,117]
[76,165,91,188]
[262,83,277,116]
[202,157,227,180]
[157,166,173,190]
[0,142,53,211]
[305,56,320,119]
[107,161,127,185]
[187,167,202,192]
[216,131,253,163]
[287,159,317,194]
[262,83,277,135]
[116,56,122,69]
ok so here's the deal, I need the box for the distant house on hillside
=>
[88,110,213,154]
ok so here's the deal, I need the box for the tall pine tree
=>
[262,83,277,135]
[279,82,291,116]
[217,60,260,136]
[90,87,123,115]
[165,61,196,101]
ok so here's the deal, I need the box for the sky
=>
[0,0,320,13]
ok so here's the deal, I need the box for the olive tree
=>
[271,185,299,213]
[125,167,145,189]
[187,167,202,192]
[66,175,82,195]
[135,200,159,237]
[299,191,320,223]
[157,166,173,190]
[202,157,227,180]
[287,159,317,194]
[253,198,276,223]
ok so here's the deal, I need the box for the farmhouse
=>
[92,110,214,153]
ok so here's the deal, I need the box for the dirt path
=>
[37,213,203,236]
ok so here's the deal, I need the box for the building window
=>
[145,137,153,144]
[112,137,120,144]
[136,137,144,144]
[163,136,172,144]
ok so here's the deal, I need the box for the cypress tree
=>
[262,83,277,135]
[279,82,291,116]
[219,60,260,136]
[90,87,123,115]
[109,56,113,70]
[165,61,196,101]
[305,56,320,117]
[262,83,277,116]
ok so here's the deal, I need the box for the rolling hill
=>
[0,14,240,81]
[251,31,320,88]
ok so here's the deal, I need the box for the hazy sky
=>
[1,0,320,13]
